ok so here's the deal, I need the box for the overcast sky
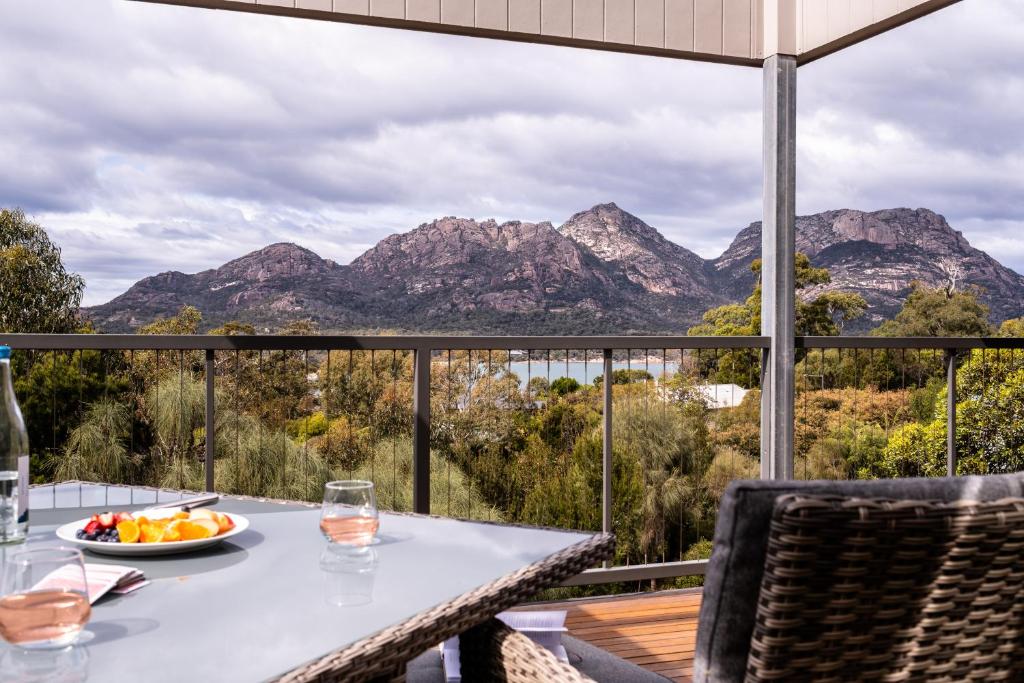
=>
[1,0,1021,305]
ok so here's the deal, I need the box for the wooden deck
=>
[517,589,702,682]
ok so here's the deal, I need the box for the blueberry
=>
[75,529,85,539]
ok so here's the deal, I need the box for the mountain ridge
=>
[86,204,1024,334]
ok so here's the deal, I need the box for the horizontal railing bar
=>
[0,334,429,351]
[4,333,1022,352]
[561,559,708,586]
[411,336,771,351]
[796,336,1024,350]
[0,333,770,352]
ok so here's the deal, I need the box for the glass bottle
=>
[0,346,29,544]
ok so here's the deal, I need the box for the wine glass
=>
[0,547,91,649]
[319,481,379,546]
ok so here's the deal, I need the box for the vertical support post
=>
[760,54,797,480]
[946,349,958,476]
[204,349,215,492]
[412,346,432,514]
[602,349,613,563]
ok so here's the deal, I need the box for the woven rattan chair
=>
[406,615,670,682]
[693,472,1024,682]
[745,494,1024,682]
[410,473,1024,682]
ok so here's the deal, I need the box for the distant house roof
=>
[694,383,748,410]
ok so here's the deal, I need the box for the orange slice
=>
[163,522,182,542]
[173,511,190,520]
[179,520,216,540]
[140,524,166,543]
[193,518,220,537]
[117,520,140,544]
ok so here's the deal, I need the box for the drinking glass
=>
[0,643,90,683]
[0,547,91,650]
[319,481,379,546]
[320,545,378,607]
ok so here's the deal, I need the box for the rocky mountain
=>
[712,208,1024,328]
[558,203,714,299]
[86,204,1024,334]
[89,243,370,332]
[348,216,614,319]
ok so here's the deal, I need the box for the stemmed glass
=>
[0,547,92,650]
[319,481,379,546]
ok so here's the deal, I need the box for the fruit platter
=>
[56,507,249,556]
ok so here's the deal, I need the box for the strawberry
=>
[84,520,100,535]
[115,512,134,523]
[98,512,116,529]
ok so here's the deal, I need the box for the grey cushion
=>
[406,635,670,682]
[563,636,670,682]
[406,646,445,683]
[692,473,1024,683]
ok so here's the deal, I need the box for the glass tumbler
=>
[320,545,378,607]
[0,547,91,649]
[319,481,379,546]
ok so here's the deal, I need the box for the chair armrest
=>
[459,618,595,683]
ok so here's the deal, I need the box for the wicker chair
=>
[694,472,1024,682]
[411,473,1024,682]
[744,494,1024,682]
[406,617,669,682]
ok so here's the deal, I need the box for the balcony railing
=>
[4,333,1023,586]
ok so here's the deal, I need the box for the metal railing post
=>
[946,349,958,476]
[759,346,770,479]
[412,346,432,514]
[205,349,215,492]
[602,349,613,554]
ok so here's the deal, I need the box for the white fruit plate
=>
[56,509,249,557]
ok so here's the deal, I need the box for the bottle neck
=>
[0,359,11,400]
[0,359,15,415]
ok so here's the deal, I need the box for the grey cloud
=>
[0,0,1021,306]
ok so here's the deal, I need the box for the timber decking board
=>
[517,588,702,683]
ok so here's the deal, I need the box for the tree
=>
[54,401,132,484]
[210,321,256,336]
[874,282,993,337]
[999,318,1024,337]
[139,305,202,336]
[0,208,85,334]
[937,257,964,296]
[593,369,653,388]
[799,291,867,336]
[852,283,995,391]
[689,253,866,385]
[15,348,128,481]
[880,349,1024,477]
[550,377,581,396]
